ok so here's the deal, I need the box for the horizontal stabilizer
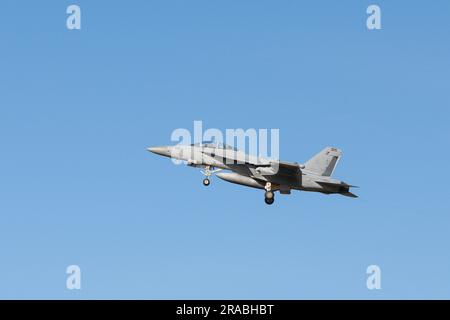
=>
[316,180,358,198]
[316,181,357,188]
[341,191,358,198]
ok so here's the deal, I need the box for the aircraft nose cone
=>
[147,146,169,156]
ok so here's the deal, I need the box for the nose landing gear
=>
[201,165,221,186]
[201,166,212,186]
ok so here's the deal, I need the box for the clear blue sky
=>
[1,0,449,299]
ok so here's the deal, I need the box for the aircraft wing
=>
[226,160,302,187]
[266,161,302,185]
[206,147,302,186]
[275,161,302,175]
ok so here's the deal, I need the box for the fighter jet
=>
[148,142,357,205]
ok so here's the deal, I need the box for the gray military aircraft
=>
[148,142,357,205]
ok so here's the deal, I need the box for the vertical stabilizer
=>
[304,147,342,176]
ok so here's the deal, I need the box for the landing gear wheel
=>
[264,191,275,205]
[265,191,274,200]
[203,178,210,186]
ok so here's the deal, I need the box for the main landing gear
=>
[264,182,275,205]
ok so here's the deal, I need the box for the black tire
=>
[203,178,210,186]
[265,197,274,205]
